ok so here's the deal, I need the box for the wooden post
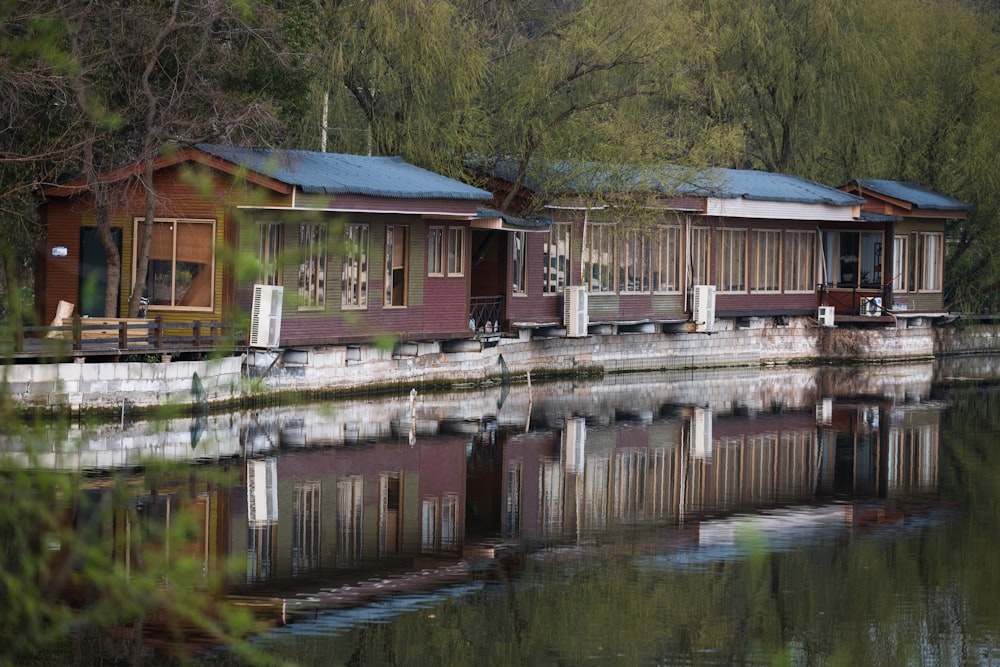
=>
[72,315,82,351]
[154,315,164,349]
[119,321,128,350]
[193,320,202,348]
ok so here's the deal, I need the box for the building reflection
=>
[18,364,953,654]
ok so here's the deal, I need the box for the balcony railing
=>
[469,295,504,334]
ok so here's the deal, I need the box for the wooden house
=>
[37,144,494,349]
[833,179,970,316]
[479,162,865,335]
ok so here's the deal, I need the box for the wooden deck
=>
[8,316,239,361]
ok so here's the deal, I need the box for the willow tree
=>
[315,0,487,177]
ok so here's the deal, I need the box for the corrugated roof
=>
[198,144,491,200]
[482,159,863,207]
[849,179,970,212]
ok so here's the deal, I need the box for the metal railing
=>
[469,295,504,334]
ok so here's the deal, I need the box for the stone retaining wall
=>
[6,316,999,415]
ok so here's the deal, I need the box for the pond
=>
[3,359,1000,665]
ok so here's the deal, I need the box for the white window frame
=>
[384,225,409,307]
[892,234,908,292]
[447,227,465,276]
[341,223,369,309]
[918,232,943,292]
[543,222,572,295]
[512,230,528,295]
[428,226,444,277]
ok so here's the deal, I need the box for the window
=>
[652,225,681,293]
[718,228,747,292]
[892,235,908,292]
[826,231,883,288]
[690,226,711,287]
[512,230,527,295]
[447,227,465,276]
[543,223,572,294]
[292,481,321,574]
[784,231,816,293]
[342,223,369,308]
[621,229,649,293]
[135,217,215,311]
[752,230,782,292]
[428,227,444,276]
[584,224,615,293]
[385,225,408,307]
[257,222,282,286]
[298,223,327,310]
[917,232,943,292]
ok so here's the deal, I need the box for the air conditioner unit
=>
[692,285,716,333]
[249,284,284,348]
[689,406,713,459]
[860,296,883,317]
[564,285,589,338]
[817,305,835,327]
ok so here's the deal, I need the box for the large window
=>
[447,227,465,276]
[825,231,883,289]
[621,229,649,293]
[257,222,282,286]
[298,223,327,310]
[135,217,215,311]
[718,228,747,293]
[428,227,444,276]
[584,224,615,293]
[384,225,408,307]
[752,230,781,293]
[892,235,908,292]
[543,223,572,294]
[512,230,527,295]
[784,231,816,293]
[917,232,943,292]
[652,225,681,293]
[342,223,369,309]
[690,226,711,287]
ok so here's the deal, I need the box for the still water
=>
[5,359,1000,665]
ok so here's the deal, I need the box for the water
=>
[4,360,1000,665]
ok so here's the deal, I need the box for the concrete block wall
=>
[2,355,243,414]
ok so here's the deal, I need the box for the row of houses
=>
[36,145,971,355]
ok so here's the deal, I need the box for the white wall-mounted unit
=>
[564,285,589,338]
[249,284,284,348]
[692,285,716,333]
[817,305,836,327]
[690,406,713,459]
[860,296,883,317]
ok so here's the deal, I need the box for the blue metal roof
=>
[198,144,492,200]
[850,179,970,212]
[482,159,863,207]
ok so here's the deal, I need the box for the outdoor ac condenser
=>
[817,305,835,327]
[564,285,589,338]
[860,296,883,317]
[249,284,284,348]
[692,285,716,333]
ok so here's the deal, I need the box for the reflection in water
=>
[3,360,995,663]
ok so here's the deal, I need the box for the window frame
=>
[783,230,816,293]
[652,224,682,294]
[543,222,572,295]
[752,229,782,293]
[718,227,748,293]
[384,225,409,308]
[690,226,711,287]
[583,223,615,294]
[892,234,908,292]
[447,227,465,277]
[427,226,444,277]
[298,222,328,311]
[620,228,649,294]
[257,221,283,287]
[341,223,369,310]
[512,230,528,295]
[132,216,216,312]
[917,231,943,293]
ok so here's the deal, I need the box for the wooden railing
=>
[9,316,238,360]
